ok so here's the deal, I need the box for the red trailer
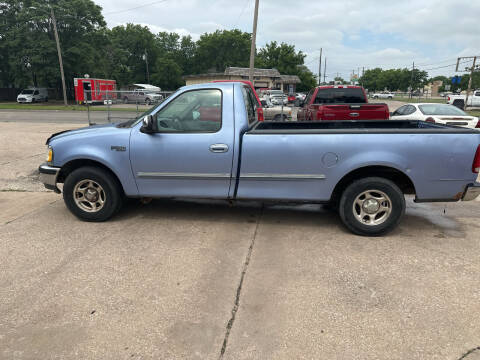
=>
[74,78,117,104]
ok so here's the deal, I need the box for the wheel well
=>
[330,166,415,204]
[57,159,125,194]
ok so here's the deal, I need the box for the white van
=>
[17,88,48,103]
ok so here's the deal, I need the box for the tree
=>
[296,65,317,92]
[256,41,315,91]
[151,57,183,90]
[334,76,346,84]
[0,0,106,94]
[256,41,306,75]
[108,24,158,86]
[194,29,251,73]
[360,67,427,92]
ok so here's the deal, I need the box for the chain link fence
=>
[83,90,174,125]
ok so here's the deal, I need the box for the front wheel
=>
[145,98,151,105]
[338,177,405,236]
[63,166,123,222]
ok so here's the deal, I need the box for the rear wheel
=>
[338,177,405,236]
[63,166,123,222]
[453,99,465,109]
[145,98,151,105]
[123,97,129,104]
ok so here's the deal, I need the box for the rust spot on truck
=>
[453,191,464,201]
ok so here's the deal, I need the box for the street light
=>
[29,5,68,106]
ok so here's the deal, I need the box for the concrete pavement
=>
[1,120,480,359]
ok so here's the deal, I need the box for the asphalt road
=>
[1,120,480,359]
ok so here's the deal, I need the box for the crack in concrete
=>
[0,153,43,166]
[218,205,264,359]
[458,346,480,359]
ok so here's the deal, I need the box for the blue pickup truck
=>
[39,82,480,236]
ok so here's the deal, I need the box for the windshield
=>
[419,104,468,116]
[21,90,34,94]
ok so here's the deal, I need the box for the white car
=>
[17,88,48,103]
[372,92,394,99]
[390,103,479,128]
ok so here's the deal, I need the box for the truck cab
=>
[297,86,390,121]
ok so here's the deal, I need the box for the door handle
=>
[209,144,229,153]
[349,112,360,117]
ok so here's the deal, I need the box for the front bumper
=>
[38,163,61,193]
[462,182,480,201]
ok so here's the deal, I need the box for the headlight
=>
[46,146,53,163]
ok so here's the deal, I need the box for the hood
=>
[46,123,117,145]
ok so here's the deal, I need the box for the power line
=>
[104,0,169,16]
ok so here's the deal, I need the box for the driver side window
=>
[154,89,222,133]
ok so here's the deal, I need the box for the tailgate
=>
[317,104,389,120]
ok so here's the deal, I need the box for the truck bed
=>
[249,120,479,134]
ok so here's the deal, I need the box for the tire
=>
[145,98,151,105]
[63,166,123,222]
[273,114,287,121]
[374,96,378,99]
[45,97,49,102]
[453,99,465,109]
[388,96,393,99]
[338,177,405,236]
[123,97,129,104]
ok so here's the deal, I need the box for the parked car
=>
[371,92,394,99]
[123,85,163,105]
[260,99,292,121]
[296,93,306,102]
[297,85,390,121]
[390,103,480,128]
[39,82,480,236]
[447,90,480,109]
[265,90,288,105]
[17,87,48,103]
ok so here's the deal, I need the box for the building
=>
[183,67,301,93]
[423,80,443,97]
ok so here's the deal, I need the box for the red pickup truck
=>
[297,85,389,121]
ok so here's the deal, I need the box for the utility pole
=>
[248,0,260,83]
[409,61,415,98]
[323,57,326,84]
[318,48,322,86]
[457,56,478,110]
[50,6,67,106]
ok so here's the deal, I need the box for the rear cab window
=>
[315,88,366,104]
[241,85,258,126]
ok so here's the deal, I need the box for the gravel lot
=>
[1,117,480,359]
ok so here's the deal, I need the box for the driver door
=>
[129,87,235,198]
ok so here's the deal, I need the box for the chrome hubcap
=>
[353,190,392,226]
[73,179,106,213]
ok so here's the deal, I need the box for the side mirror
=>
[140,115,155,134]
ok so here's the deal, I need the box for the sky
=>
[95,0,480,81]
